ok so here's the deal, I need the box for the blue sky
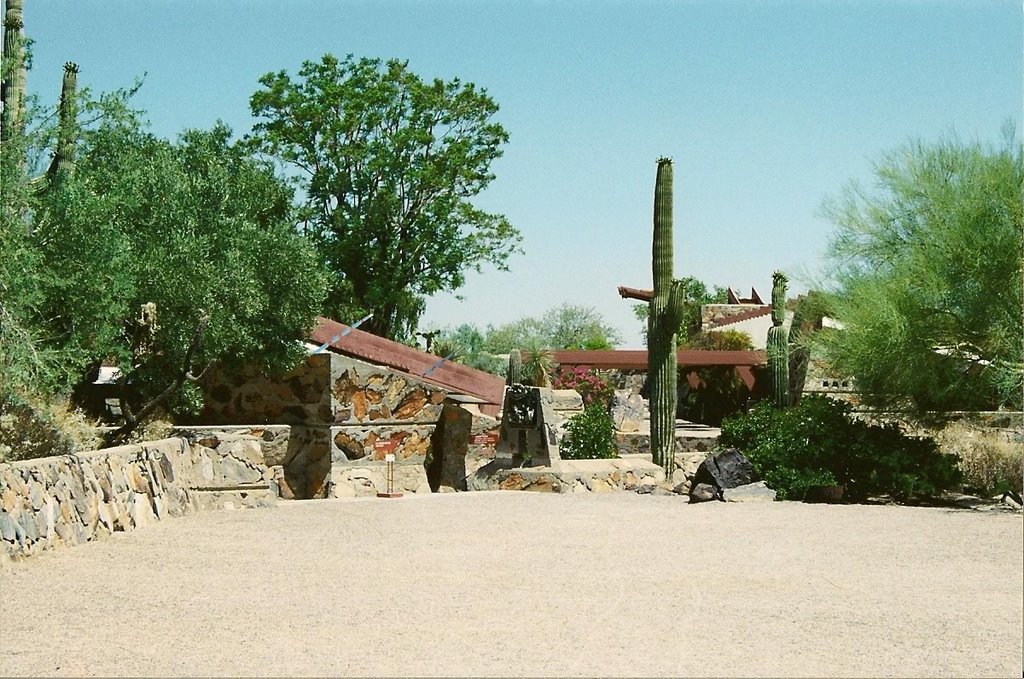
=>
[25,1,1022,347]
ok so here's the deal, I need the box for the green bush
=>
[719,395,960,501]
[560,405,618,460]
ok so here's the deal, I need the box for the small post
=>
[377,453,403,498]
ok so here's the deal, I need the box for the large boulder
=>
[691,448,755,497]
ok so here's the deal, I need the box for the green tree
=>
[25,98,327,441]
[540,304,622,349]
[248,53,522,340]
[821,129,1023,413]
[483,304,622,353]
[429,323,505,376]
[632,276,728,346]
[481,316,545,354]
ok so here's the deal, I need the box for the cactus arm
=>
[770,268,786,327]
[666,278,688,330]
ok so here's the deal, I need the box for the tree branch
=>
[102,313,211,447]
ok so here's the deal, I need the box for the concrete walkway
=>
[1,492,1021,677]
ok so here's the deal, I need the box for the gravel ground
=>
[1,492,1021,678]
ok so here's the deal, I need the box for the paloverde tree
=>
[29,106,327,442]
[249,53,522,340]
[822,128,1023,413]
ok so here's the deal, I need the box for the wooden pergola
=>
[552,349,767,390]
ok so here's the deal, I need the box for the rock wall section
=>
[199,354,447,498]
[1,436,277,561]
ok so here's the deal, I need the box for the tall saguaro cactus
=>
[2,0,26,143]
[768,270,789,409]
[48,62,79,181]
[647,158,687,479]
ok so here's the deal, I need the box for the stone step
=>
[190,488,277,510]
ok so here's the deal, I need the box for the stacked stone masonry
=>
[0,435,278,561]
[199,354,447,498]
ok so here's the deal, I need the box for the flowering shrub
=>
[552,366,615,408]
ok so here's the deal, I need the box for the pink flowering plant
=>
[551,366,615,408]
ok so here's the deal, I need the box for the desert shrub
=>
[521,342,555,387]
[560,404,617,460]
[936,422,1023,497]
[719,395,960,501]
[0,387,99,464]
[552,366,615,408]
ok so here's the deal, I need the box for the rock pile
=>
[688,448,776,503]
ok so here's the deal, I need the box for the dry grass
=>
[0,391,101,464]
[935,421,1024,496]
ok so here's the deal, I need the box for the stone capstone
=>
[722,481,777,503]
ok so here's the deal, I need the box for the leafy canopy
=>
[3,82,327,423]
[483,304,623,353]
[821,128,1023,413]
[248,53,522,340]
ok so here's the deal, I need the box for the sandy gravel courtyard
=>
[1,492,1021,677]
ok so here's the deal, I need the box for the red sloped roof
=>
[707,305,771,329]
[310,316,506,409]
[552,349,767,370]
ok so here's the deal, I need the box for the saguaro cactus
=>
[647,158,687,479]
[506,349,521,386]
[48,62,79,180]
[2,0,26,143]
[768,270,789,409]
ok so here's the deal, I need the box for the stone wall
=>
[0,435,280,561]
[201,355,333,425]
[469,457,666,493]
[174,425,293,499]
[201,353,446,427]
[328,422,434,497]
[431,404,502,492]
[614,432,719,494]
[198,354,449,499]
